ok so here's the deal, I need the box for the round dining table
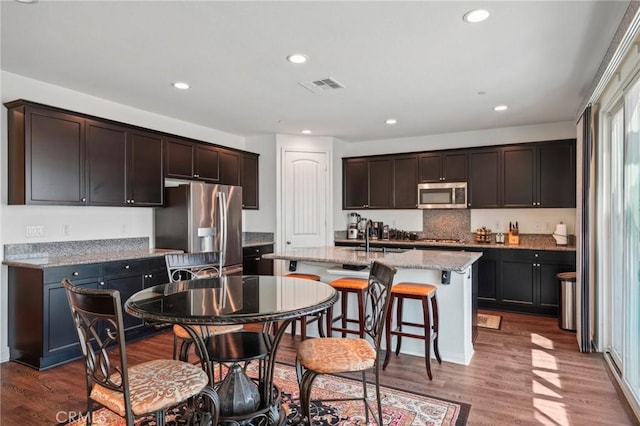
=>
[125,274,338,425]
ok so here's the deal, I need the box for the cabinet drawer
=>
[147,256,168,272]
[44,263,102,284]
[243,244,274,257]
[102,259,146,277]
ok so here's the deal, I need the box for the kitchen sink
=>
[346,247,408,254]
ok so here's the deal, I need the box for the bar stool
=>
[383,282,441,380]
[326,277,368,338]
[285,273,322,340]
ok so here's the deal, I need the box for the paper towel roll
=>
[553,223,567,245]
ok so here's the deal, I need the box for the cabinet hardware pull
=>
[125,265,130,269]
[255,257,261,261]
[130,199,134,203]
[148,274,152,278]
[81,198,86,202]
[72,272,79,276]
[194,174,199,178]
[99,281,104,286]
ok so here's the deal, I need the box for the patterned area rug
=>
[63,363,470,426]
[477,313,502,330]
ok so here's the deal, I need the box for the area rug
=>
[62,363,470,426]
[477,313,502,330]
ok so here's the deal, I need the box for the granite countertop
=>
[335,233,576,252]
[3,248,182,269]
[263,246,481,273]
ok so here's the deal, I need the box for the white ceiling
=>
[0,1,630,142]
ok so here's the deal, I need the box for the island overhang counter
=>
[264,246,482,365]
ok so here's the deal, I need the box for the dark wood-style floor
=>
[1,310,637,425]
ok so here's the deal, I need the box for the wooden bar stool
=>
[383,282,441,379]
[326,277,368,338]
[285,273,322,340]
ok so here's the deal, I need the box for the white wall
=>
[0,72,246,362]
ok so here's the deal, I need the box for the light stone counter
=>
[263,246,481,273]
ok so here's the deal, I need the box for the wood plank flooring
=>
[1,310,637,425]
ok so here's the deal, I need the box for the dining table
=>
[125,274,338,425]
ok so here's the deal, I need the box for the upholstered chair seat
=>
[296,337,376,374]
[172,324,243,340]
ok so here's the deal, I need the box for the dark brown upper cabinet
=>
[7,102,86,205]
[220,149,242,186]
[418,151,467,182]
[538,140,575,208]
[241,153,259,209]
[86,121,163,207]
[367,157,393,209]
[468,148,502,208]
[393,155,418,208]
[127,130,164,206]
[502,145,536,208]
[165,138,220,182]
[502,139,576,208]
[343,158,369,209]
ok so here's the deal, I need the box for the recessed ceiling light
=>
[463,9,490,23]
[477,91,487,95]
[494,105,508,111]
[302,129,312,134]
[172,81,190,90]
[385,119,398,125]
[15,0,37,3]
[287,54,308,64]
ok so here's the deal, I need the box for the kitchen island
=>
[264,246,482,365]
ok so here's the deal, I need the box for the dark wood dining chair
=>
[63,278,219,425]
[295,261,397,425]
[165,252,242,361]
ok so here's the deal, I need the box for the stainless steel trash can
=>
[557,272,577,331]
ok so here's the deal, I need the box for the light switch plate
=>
[26,225,44,237]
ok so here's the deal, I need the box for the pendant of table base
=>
[383,282,441,380]
[326,277,368,338]
[284,273,322,341]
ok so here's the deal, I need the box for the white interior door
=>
[282,150,328,249]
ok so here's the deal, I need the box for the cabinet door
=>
[45,280,99,356]
[195,144,220,182]
[26,107,86,205]
[368,158,393,208]
[393,156,418,208]
[501,253,535,305]
[220,149,241,186]
[241,153,259,209]
[86,120,127,206]
[243,245,274,275]
[165,138,195,179]
[128,130,163,206]
[538,140,576,207]
[477,249,500,301]
[468,149,501,208]
[343,158,369,209]
[443,152,467,182]
[418,153,442,182]
[502,145,536,208]
[103,275,144,331]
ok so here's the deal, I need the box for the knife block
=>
[508,231,520,245]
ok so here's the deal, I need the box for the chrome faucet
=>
[364,219,372,252]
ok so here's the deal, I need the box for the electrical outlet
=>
[26,225,44,237]
[121,224,127,235]
[62,224,70,237]
[535,222,541,231]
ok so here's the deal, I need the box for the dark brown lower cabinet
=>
[243,244,274,275]
[8,258,168,370]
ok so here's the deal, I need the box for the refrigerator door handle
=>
[218,190,227,269]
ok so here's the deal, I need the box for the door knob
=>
[286,241,291,245]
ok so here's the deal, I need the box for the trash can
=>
[557,272,577,331]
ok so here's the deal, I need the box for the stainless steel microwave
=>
[417,182,467,209]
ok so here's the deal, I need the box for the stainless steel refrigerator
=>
[155,182,243,275]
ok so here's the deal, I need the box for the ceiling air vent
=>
[299,77,345,93]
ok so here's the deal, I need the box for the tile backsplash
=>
[422,210,471,240]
